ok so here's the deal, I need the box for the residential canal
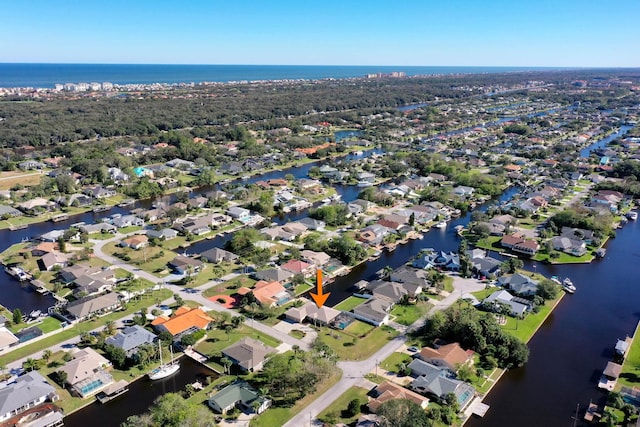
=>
[468,220,640,427]
[1,124,638,425]
[64,357,218,427]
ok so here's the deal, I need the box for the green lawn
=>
[317,386,370,425]
[391,303,428,326]
[195,324,281,371]
[294,283,313,296]
[250,371,342,427]
[332,296,367,311]
[202,276,256,298]
[344,320,375,337]
[380,352,412,373]
[532,249,595,264]
[617,321,640,389]
[102,241,178,277]
[502,292,565,343]
[0,289,172,366]
[318,325,399,361]
[443,276,454,293]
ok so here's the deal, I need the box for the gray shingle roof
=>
[105,325,156,353]
[0,371,56,418]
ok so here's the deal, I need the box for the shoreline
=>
[0,146,369,232]
[462,291,566,425]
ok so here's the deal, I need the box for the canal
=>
[1,122,636,426]
[64,357,218,427]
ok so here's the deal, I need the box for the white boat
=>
[433,221,447,229]
[562,278,576,294]
[29,310,42,319]
[550,276,561,285]
[148,342,180,380]
[627,211,638,221]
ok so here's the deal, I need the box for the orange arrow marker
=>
[310,269,330,308]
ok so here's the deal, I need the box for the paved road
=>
[285,273,487,427]
[2,233,309,374]
[91,234,309,351]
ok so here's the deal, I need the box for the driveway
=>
[272,321,318,346]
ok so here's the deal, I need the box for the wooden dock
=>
[583,402,601,422]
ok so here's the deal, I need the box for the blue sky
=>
[2,0,638,66]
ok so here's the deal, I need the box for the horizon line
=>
[1,62,637,69]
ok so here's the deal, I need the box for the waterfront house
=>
[237,280,290,307]
[59,348,113,398]
[151,306,213,339]
[17,197,55,214]
[221,337,277,372]
[0,371,59,423]
[0,205,23,218]
[105,325,157,358]
[417,342,474,372]
[84,185,116,199]
[64,292,121,320]
[0,327,19,351]
[252,268,294,284]
[453,186,475,197]
[497,273,539,296]
[500,234,540,256]
[407,359,475,410]
[168,255,204,275]
[560,227,594,244]
[368,381,429,413]
[200,247,239,264]
[482,290,531,317]
[176,216,212,236]
[412,250,460,271]
[78,222,117,235]
[280,259,314,277]
[37,251,69,271]
[208,381,271,415]
[550,236,587,256]
[227,207,251,222]
[113,214,144,229]
[284,300,341,326]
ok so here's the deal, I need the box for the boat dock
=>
[96,380,129,403]
[183,347,216,371]
[583,402,601,423]
[50,213,69,223]
[9,224,28,231]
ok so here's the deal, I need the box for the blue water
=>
[0,63,563,88]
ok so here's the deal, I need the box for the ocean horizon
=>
[0,63,571,89]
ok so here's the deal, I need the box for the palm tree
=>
[105,320,116,335]
[42,349,52,363]
[221,357,232,374]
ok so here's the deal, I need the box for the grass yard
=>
[391,303,428,326]
[380,352,412,373]
[195,324,281,371]
[317,386,370,425]
[202,276,256,298]
[102,241,177,277]
[318,324,399,361]
[443,276,454,293]
[332,296,367,311]
[344,320,375,337]
[617,321,640,389]
[250,371,342,427]
[294,283,313,295]
[0,172,43,191]
[502,292,565,343]
[532,250,595,264]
